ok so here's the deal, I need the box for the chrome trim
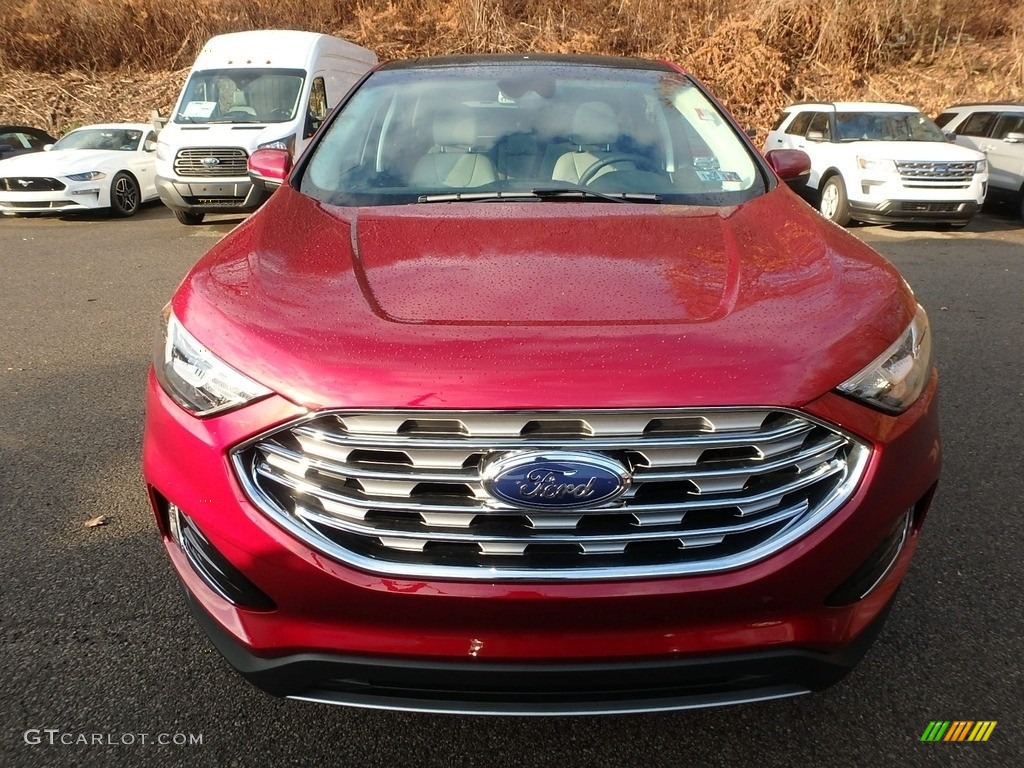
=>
[288,686,810,716]
[231,408,871,582]
[858,508,913,600]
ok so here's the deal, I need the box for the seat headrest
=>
[571,102,618,146]
[433,111,477,148]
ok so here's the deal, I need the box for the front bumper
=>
[188,589,894,715]
[143,370,941,714]
[848,198,980,225]
[0,185,104,214]
[156,175,268,214]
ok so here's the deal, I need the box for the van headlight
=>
[258,134,296,154]
[155,308,272,417]
[837,304,932,414]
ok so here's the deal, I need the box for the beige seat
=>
[410,110,497,189]
[552,101,635,184]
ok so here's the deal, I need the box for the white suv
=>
[935,103,1024,221]
[764,102,988,227]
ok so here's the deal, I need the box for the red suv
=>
[143,54,940,715]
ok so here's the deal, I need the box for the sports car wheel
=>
[110,172,140,217]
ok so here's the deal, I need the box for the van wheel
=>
[174,210,205,225]
[110,172,140,217]
[819,176,851,226]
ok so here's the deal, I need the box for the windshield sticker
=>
[182,101,218,118]
[696,170,742,182]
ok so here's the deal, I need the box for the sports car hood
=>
[0,149,125,176]
[174,186,914,411]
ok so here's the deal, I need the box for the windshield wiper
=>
[532,187,662,204]
[417,188,662,204]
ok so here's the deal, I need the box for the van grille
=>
[174,147,249,177]
[232,409,869,581]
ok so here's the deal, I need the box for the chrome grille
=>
[0,176,65,191]
[173,147,248,177]
[896,160,975,186]
[233,409,869,581]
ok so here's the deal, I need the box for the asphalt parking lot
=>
[1,203,1021,767]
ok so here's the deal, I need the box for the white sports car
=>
[0,123,160,217]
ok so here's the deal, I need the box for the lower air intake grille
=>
[232,409,869,581]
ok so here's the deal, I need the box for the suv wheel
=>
[819,176,851,226]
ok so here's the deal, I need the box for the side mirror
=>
[43,144,54,151]
[248,148,293,192]
[805,130,826,142]
[1004,132,1024,144]
[943,131,957,142]
[144,140,157,153]
[765,149,811,182]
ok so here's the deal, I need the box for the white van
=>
[155,30,377,225]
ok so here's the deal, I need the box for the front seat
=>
[552,101,634,184]
[410,110,497,189]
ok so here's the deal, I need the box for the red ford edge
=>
[143,54,940,715]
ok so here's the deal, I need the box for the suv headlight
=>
[856,157,896,173]
[837,304,932,414]
[155,308,272,417]
[975,158,987,174]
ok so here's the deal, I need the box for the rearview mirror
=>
[1004,132,1024,144]
[248,148,293,192]
[765,149,811,182]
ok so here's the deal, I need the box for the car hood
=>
[175,186,914,411]
[0,149,126,176]
[845,140,984,162]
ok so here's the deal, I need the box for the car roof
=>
[64,123,153,133]
[943,102,1024,110]
[377,53,680,73]
[784,101,921,112]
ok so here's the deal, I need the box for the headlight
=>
[975,158,987,174]
[258,134,296,154]
[856,157,895,173]
[155,308,272,417]
[837,304,932,414]
[156,141,171,161]
[66,171,106,181]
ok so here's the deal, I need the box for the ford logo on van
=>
[482,451,631,510]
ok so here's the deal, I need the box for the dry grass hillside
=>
[1,0,1022,136]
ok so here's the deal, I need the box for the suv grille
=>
[233,409,869,581]
[173,147,248,177]
[896,160,976,186]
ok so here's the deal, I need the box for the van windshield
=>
[174,68,305,124]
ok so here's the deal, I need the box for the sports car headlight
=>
[837,304,932,414]
[67,171,106,181]
[155,308,272,417]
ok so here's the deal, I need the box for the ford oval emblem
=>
[482,451,631,510]
[200,157,221,165]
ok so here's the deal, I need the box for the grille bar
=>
[1,176,65,192]
[896,160,975,184]
[174,147,249,177]
[233,409,869,581]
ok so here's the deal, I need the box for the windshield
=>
[300,62,765,207]
[53,128,142,151]
[835,111,946,142]
[174,68,305,124]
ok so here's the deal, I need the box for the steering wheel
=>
[269,108,291,119]
[579,153,660,185]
